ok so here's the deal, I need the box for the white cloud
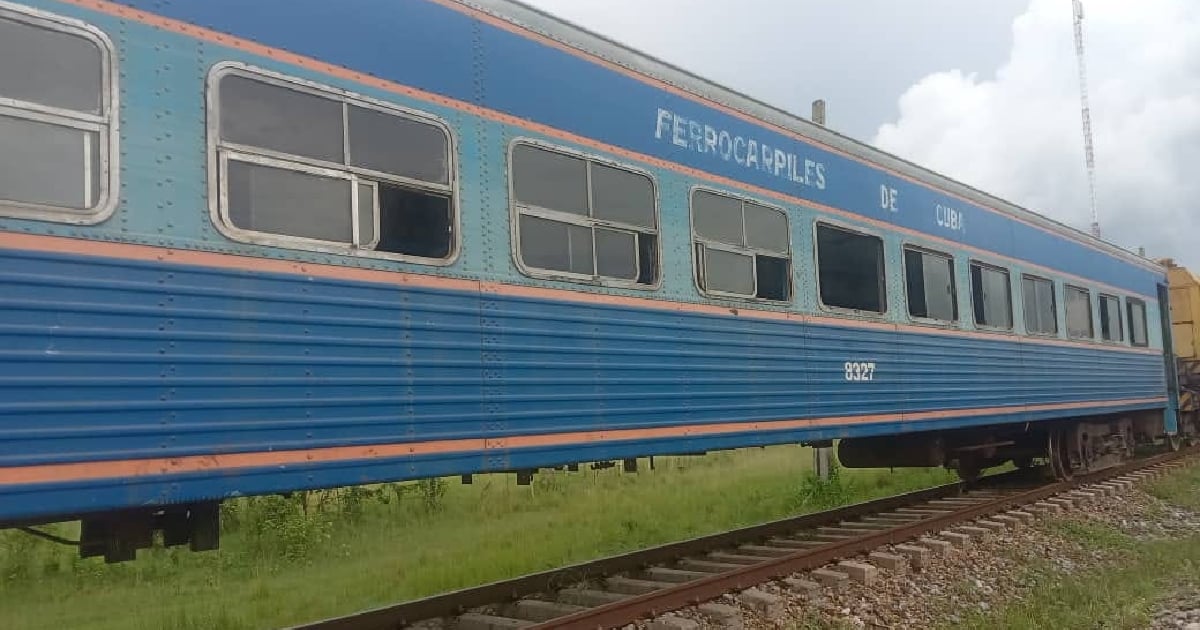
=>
[873,0,1200,267]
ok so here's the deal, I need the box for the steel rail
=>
[291,468,1038,630]
[532,449,1191,630]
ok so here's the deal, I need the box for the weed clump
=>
[794,459,852,511]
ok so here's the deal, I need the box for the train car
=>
[1165,259,1200,442]
[0,0,1184,561]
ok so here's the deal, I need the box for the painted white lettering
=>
[650,107,830,191]
[703,125,718,155]
[688,120,703,152]
[880,185,899,212]
[672,114,688,148]
[655,108,673,140]
[935,204,965,233]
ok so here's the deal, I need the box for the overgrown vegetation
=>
[0,445,957,630]
[953,462,1200,629]
[1146,461,1200,510]
[951,528,1200,629]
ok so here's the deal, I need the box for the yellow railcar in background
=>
[1165,259,1200,435]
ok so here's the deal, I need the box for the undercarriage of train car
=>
[1177,359,1200,446]
[836,410,1185,481]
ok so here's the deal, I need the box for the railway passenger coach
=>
[0,0,1187,560]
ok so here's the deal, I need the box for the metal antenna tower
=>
[1072,0,1101,238]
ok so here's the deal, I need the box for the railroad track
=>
[292,449,1195,630]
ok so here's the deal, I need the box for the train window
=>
[1021,275,1057,336]
[227,161,352,242]
[219,74,344,163]
[816,223,884,312]
[518,215,592,276]
[704,248,755,296]
[0,8,113,219]
[1099,294,1124,342]
[692,190,791,301]
[970,262,1012,330]
[348,105,449,184]
[1127,297,1149,347]
[904,247,957,322]
[591,163,656,228]
[211,66,455,261]
[512,143,658,285]
[1065,285,1095,340]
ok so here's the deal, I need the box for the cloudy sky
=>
[522,0,1200,268]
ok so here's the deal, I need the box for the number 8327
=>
[844,362,877,382]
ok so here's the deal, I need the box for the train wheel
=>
[1048,429,1074,481]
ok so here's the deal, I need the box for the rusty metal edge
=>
[290,471,1039,630]
[530,450,1192,630]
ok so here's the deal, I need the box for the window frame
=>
[968,259,1014,332]
[507,138,662,290]
[900,243,959,326]
[205,61,460,265]
[813,220,889,317]
[0,3,118,224]
[1064,283,1095,341]
[689,185,792,302]
[1127,296,1150,348]
[1098,293,1125,343]
[1020,273,1058,337]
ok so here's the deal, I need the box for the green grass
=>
[1146,461,1200,510]
[0,446,958,630]
[951,462,1200,629]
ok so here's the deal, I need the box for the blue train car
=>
[0,0,1181,559]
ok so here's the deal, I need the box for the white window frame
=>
[0,2,118,224]
[205,61,459,265]
[690,186,792,302]
[507,138,661,289]
[813,220,889,316]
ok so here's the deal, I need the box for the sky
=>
[521,0,1200,268]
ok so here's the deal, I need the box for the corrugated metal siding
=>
[0,247,1165,470]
